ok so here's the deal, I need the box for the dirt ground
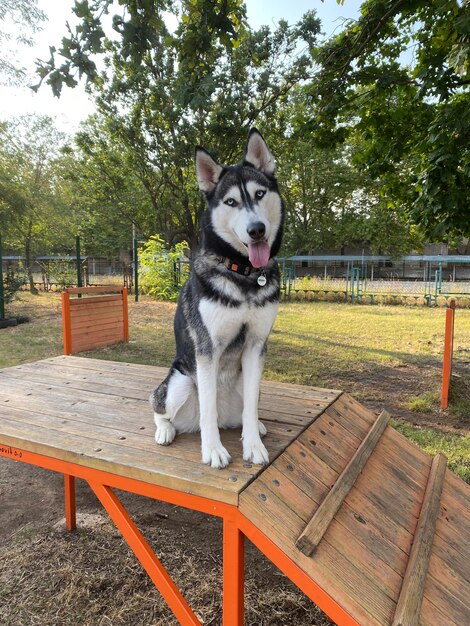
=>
[0,460,333,626]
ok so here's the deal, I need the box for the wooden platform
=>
[0,356,340,505]
[1,356,469,626]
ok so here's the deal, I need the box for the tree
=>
[0,0,46,85]
[0,116,69,292]
[308,0,470,240]
[35,1,321,251]
[261,85,420,256]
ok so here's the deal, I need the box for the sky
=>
[0,0,363,135]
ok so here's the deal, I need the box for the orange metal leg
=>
[64,474,76,531]
[87,480,202,626]
[223,517,244,626]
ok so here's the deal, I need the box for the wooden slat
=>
[70,305,124,317]
[72,323,124,338]
[70,294,123,305]
[296,410,390,556]
[66,285,124,294]
[240,483,395,626]
[70,318,125,333]
[71,337,124,354]
[0,365,327,429]
[392,453,448,626]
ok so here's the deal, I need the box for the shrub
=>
[138,235,190,301]
[44,259,77,289]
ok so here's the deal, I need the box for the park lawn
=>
[2,291,469,482]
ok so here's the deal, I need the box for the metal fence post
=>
[133,238,139,302]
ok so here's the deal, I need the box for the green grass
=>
[404,391,438,413]
[2,292,470,482]
[392,418,470,483]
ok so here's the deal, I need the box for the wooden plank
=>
[70,304,124,319]
[240,487,395,626]
[46,357,339,410]
[392,453,448,626]
[70,304,123,317]
[252,471,404,598]
[0,410,256,504]
[70,294,123,305]
[0,394,302,470]
[296,410,390,556]
[298,411,363,465]
[435,473,470,559]
[71,326,124,342]
[254,378,341,400]
[70,313,123,328]
[426,548,470,611]
[72,318,124,332]
[281,425,427,558]
[0,369,319,432]
[71,336,124,353]
[70,301,123,313]
[71,319,125,333]
[66,286,124,294]
[332,394,377,428]
[421,568,470,626]
[269,457,411,578]
[69,312,124,327]
[10,357,338,427]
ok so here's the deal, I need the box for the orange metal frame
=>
[441,299,456,409]
[0,444,359,626]
[61,286,129,356]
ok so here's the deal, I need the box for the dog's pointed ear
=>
[195,147,223,193]
[244,128,276,176]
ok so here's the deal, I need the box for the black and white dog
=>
[150,129,284,469]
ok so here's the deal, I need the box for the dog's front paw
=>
[155,421,176,446]
[243,440,269,466]
[202,442,231,469]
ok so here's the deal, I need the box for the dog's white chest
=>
[198,298,278,349]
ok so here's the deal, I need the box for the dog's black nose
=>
[247,222,266,240]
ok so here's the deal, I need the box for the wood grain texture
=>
[63,288,128,354]
[2,357,469,626]
[296,410,390,556]
[392,453,448,626]
[0,356,340,504]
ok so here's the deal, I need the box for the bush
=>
[44,259,77,289]
[138,235,190,301]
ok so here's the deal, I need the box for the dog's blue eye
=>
[225,198,237,206]
[255,190,266,199]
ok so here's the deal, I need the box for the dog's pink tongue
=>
[248,241,270,268]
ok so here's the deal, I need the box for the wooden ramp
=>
[0,356,469,626]
[239,393,469,626]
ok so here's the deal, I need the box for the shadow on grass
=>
[270,329,442,370]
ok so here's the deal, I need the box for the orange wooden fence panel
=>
[62,286,129,355]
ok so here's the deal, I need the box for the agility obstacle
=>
[0,355,469,625]
[61,285,129,355]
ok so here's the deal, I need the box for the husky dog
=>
[149,129,284,469]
